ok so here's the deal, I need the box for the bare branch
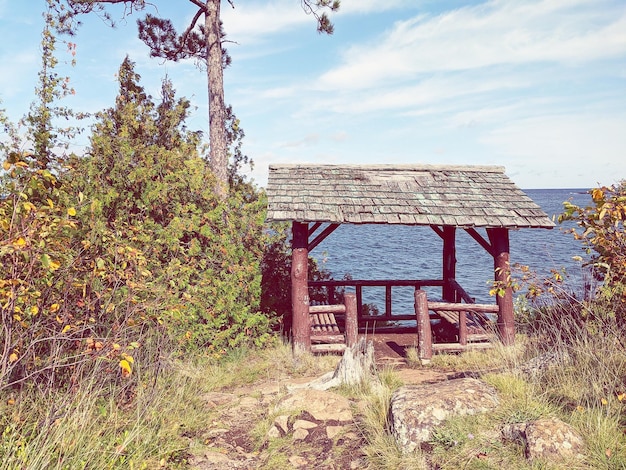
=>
[187,0,205,10]
[177,7,204,55]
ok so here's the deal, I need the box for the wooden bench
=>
[309,293,358,353]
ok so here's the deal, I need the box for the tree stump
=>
[293,338,378,391]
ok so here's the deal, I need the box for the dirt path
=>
[187,338,447,469]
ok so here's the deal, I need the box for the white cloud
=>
[221,0,415,42]
[320,0,626,90]
[221,1,310,41]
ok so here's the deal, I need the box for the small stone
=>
[292,428,309,440]
[202,392,235,408]
[326,425,345,439]
[288,455,308,467]
[274,415,290,433]
[207,428,229,438]
[266,425,281,439]
[239,396,259,407]
[293,419,317,430]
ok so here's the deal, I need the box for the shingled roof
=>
[266,164,554,229]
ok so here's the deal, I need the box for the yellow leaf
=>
[15,161,28,168]
[49,260,61,271]
[2,161,11,171]
[47,198,54,208]
[67,207,76,216]
[119,359,132,377]
[30,305,39,315]
[9,353,18,363]
[14,237,26,247]
[617,393,625,402]
[62,325,71,334]
[12,314,21,322]
[51,304,60,313]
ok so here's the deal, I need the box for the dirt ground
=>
[188,333,450,469]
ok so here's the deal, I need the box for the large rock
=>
[389,377,499,453]
[502,417,585,462]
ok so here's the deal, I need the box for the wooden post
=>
[458,310,467,346]
[442,226,457,302]
[291,222,310,353]
[385,285,392,317]
[487,227,515,345]
[415,289,432,363]
[344,293,358,348]
[356,285,363,319]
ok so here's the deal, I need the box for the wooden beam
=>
[344,293,358,348]
[430,224,445,238]
[415,289,432,364]
[291,222,310,353]
[308,223,340,251]
[442,226,457,302]
[308,222,322,237]
[487,227,515,346]
[464,228,494,257]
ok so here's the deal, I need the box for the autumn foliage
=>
[0,26,273,389]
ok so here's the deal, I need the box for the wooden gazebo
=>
[265,164,554,355]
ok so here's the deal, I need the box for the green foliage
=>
[0,14,146,389]
[71,57,271,352]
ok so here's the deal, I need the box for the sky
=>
[0,0,624,189]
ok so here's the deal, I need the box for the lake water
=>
[309,188,592,313]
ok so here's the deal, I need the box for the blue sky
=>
[1,0,624,188]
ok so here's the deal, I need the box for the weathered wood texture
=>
[310,294,359,349]
[266,164,554,228]
[291,222,310,353]
[415,290,433,363]
[488,227,515,345]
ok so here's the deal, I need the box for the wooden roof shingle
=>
[266,164,555,229]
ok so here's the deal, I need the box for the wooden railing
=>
[309,292,358,353]
[309,279,501,359]
[309,279,445,322]
[415,289,499,364]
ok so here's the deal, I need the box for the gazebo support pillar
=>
[442,226,457,302]
[487,227,515,345]
[291,222,310,353]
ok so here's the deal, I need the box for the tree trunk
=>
[205,0,228,199]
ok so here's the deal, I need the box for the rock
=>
[502,417,585,462]
[202,392,235,408]
[288,455,308,467]
[292,428,309,440]
[238,396,259,408]
[293,419,317,430]
[274,415,290,433]
[266,425,281,439]
[389,378,499,453]
[326,425,346,439]
[276,389,353,422]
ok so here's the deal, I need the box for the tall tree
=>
[57,0,339,198]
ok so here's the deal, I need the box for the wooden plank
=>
[311,343,346,353]
[309,279,445,287]
[311,334,345,344]
[429,302,499,313]
[432,342,493,352]
[309,304,346,313]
